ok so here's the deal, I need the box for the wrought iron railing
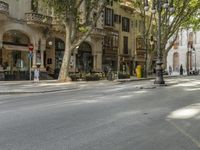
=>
[25,12,52,25]
[91,27,105,36]
[0,1,9,15]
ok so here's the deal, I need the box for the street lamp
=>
[144,0,175,85]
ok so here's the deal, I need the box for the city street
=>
[0,77,200,150]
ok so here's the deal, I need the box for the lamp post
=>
[144,0,175,85]
[143,0,148,78]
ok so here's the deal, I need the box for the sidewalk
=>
[0,80,121,95]
[115,72,186,83]
[0,74,185,95]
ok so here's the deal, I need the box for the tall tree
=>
[134,0,200,70]
[134,0,157,74]
[36,0,113,81]
[161,0,200,69]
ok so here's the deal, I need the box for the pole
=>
[195,49,196,71]
[187,29,189,75]
[154,0,165,84]
[29,54,32,81]
[143,1,147,78]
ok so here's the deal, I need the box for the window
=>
[104,35,118,49]
[188,32,193,48]
[104,36,113,48]
[173,35,179,49]
[55,39,65,50]
[114,14,121,24]
[123,36,128,54]
[106,0,113,6]
[47,58,52,64]
[139,20,143,32]
[135,20,138,28]
[122,17,130,32]
[105,8,114,26]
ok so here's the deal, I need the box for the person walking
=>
[169,65,172,75]
[180,64,183,75]
[34,68,40,82]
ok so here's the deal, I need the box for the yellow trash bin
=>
[136,65,142,78]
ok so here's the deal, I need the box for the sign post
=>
[28,44,34,81]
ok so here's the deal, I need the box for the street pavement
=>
[0,76,200,150]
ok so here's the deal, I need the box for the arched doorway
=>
[77,42,93,73]
[2,30,30,80]
[187,51,192,71]
[55,38,65,70]
[173,52,179,71]
[53,38,65,78]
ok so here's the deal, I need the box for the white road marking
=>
[167,120,200,148]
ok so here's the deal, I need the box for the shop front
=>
[76,42,93,73]
[119,55,134,75]
[1,30,30,80]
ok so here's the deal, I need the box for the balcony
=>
[90,27,105,38]
[25,12,52,26]
[120,0,135,12]
[0,1,9,19]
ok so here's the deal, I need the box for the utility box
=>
[136,65,142,78]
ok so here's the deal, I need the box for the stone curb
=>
[0,87,79,95]
[115,75,188,83]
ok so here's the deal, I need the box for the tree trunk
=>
[162,51,168,70]
[58,25,72,82]
[147,52,154,74]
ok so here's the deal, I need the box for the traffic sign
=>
[28,44,34,52]
[28,52,33,59]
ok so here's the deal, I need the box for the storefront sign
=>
[28,52,33,59]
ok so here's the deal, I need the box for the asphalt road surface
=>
[1,77,200,150]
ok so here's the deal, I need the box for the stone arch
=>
[186,51,192,71]
[189,32,194,42]
[82,40,95,54]
[173,35,179,49]
[173,52,179,71]
[3,30,31,46]
[54,38,65,71]
[1,30,32,80]
[1,23,35,45]
[45,37,65,76]
[188,32,194,48]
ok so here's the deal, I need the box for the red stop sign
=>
[28,44,34,52]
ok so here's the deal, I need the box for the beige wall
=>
[2,0,32,19]
[112,2,136,57]
[0,0,144,74]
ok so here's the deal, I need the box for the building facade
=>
[0,0,146,80]
[167,29,200,74]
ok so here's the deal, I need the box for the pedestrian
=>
[180,64,183,75]
[34,68,40,82]
[169,65,172,75]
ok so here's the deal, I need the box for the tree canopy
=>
[134,0,200,70]
[35,0,112,81]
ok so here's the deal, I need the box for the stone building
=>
[0,0,52,80]
[0,0,146,80]
[167,29,200,74]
